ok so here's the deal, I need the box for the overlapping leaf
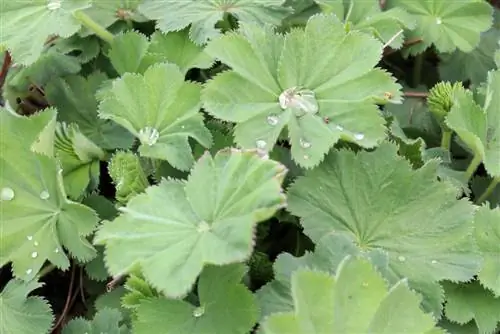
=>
[108,151,150,203]
[98,63,212,170]
[133,264,258,334]
[259,256,444,334]
[0,0,91,65]
[446,69,500,178]
[62,307,129,334]
[287,142,480,294]
[138,0,291,45]
[202,14,402,168]
[0,279,54,334]
[0,109,99,280]
[386,0,493,55]
[94,148,287,298]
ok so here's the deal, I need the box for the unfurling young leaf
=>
[259,256,444,334]
[94,148,287,298]
[0,279,54,334]
[137,0,291,45]
[133,264,258,334]
[108,151,150,204]
[202,14,402,168]
[98,63,213,170]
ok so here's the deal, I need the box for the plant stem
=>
[73,10,114,44]
[441,129,452,151]
[38,264,56,278]
[464,154,482,181]
[412,53,423,87]
[476,177,500,204]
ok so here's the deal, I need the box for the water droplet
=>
[336,125,344,131]
[193,306,205,317]
[267,115,279,126]
[362,282,369,287]
[279,87,319,116]
[55,248,60,253]
[197,221,210,233]
[34,241,39,246]
[26,269,33,275]
[39,190,50,200]
[354,133,365,140]
[256,140,267,149]
[138,126,160,146]
[299,138,311,149]
[31,251,38,258]
[303,155,309,160]
[436,17,442,25]
[431,260,437,264]
[398,255,406,262]
[181,125,185,129]
[27,236,33,241]
[0,187,14,201]
[47,1,61,10]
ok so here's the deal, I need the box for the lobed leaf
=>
[62,307,129,334]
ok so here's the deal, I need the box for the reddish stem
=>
[0,52,12,94]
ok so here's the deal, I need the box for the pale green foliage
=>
[53,34,101,64]
[94,149,287,298]
[138,0,291,45]
[108,151,150,203]
[108,31,151,75]
[315,0,416,49]
[443,281,500,334]
[260,256,443,334]
[0,0,91,65]
[62,307,129,334]
[474,206,500,297]
[98,63,212,170]
[202,14,402,168]
[0,279,54,334]
[45,72,134,150]
[446,70,500,177]
[287,143,479,303]
[386,0,493,55]
[134,264,258,334]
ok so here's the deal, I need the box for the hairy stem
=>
[476,177,500,204]
[73,10,114,44]
[464,154,482,181]
[412,53,423,87]
[441,130,452,151]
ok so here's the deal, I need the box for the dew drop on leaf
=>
[0,187,15,201]
[197,221,210,233]
[138,126,160,146]
[354,133,365,140]
[300,138,311,149]
[47,0,61,10]
[55,248,60,253]
[336,125,344,131]
[436,17,442,25]
[39,190,50,200]
[31,251,38,258]
[267,115,279,126]
[431,260,438,264]
[362,282,369,287]
[193,306,205,317]
[256,140,267,149]
[303,155,310,160]
[27,236,33,241]
[279,87,319,116]
[34,241,39,246]
[26,269,32,275]
[398,255,406,262]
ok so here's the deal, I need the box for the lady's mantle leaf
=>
[386,0,493,55]
[0,279,54,334]
[446,70,500,178]
[98,63,212,170]
[287,142,480,288]
[134,264,258,334]
[138,0,291,45]
[260,256,444,334]
[94,148,287,298]
[474,206,500,297]
[62,307,129,334]
[0,0,91,65]
[202,14,402,168]
[443,281,500,334]
[0,109,99,280]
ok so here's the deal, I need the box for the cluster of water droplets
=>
[138,126,160,146]
[193,306,205,318]
[279,87,319,117]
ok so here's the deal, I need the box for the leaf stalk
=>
[440,129,452,151]
[464,154,482,181]
[73,10,114,44]
[475,177,500,205]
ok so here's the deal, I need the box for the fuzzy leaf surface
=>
[108,31,151,75]
[0,109,99,280]
[260,257,443,334]
[94,149,287,298]
[446,70,500,177]
[287,142,479,288]
[202,14,401,168]
[138,0,290,45]
[98,63,212,170]
[386,0,493,55]
[0,279,54,334]
[134,264,258,334]
[0,0,91,65]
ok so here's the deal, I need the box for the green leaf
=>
[0,109,99,280]
[53,34,101,64]
[138,0,291,45]
[474,206,500,297]
[0,279,54,334]
[94,148,287,298]
[0,0,91,65]
[446,70,500,177]
[443,281,500,334]
[108,31,151,75]
[386,0,493,55]
[108,151,150,203]
[260,256,443,334]
[62,307,129,334]
[98,63,212,170]
[133,264,258,334]
[202,14,402,168]
[45,72,135,150]
[287,142,479,292]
